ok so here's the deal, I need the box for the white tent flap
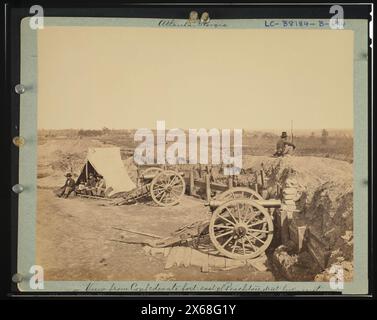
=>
[87,147,136,196]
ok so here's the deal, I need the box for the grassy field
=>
[242,133,353,162]
[38,129,353,163]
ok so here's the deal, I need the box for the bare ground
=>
[35,137,353,281]
[36,189,274,281]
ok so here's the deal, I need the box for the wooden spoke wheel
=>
[150,170,186,207]
[216,187,263,201]
[141,167,163,180]
[209,199,273,260]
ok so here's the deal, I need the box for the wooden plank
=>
[209,199,281,208]
[276,210,289,244]
[77,194,113,201]
[228,176,233,189]
[190,249,207,268]
[205,173,211,202]
[189,169,195,195]
[260,169,266,188]
[208,254,215,268]
[165,247,178,269]
[288,224,307,252]
[183,248,191,267]
[112,226,163,239]
[306,229,330,269]
[201,254,210,273]
[183,178,228,192]
[297,226,307,251]
[174,246,186,267]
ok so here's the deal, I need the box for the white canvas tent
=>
[78,147,136,196]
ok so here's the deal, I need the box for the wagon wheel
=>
[209,199,273,260]
[150,170,186,207]
[216,187,263,201]
[141,167,163,179]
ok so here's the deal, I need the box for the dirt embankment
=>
[37,138,353,280]
[242,155,353,280]
[37,138,138,188]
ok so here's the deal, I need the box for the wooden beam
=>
[183,178,228,193]
[189,169,195,196]
[209,199,281,208]
[112,226,163,239]
[205,173,211,202]
[228,176,233,189]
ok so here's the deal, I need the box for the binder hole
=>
[12,273,23,283]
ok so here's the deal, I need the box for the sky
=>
[37,26,354,130]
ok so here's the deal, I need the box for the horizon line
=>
[37,127,354,131]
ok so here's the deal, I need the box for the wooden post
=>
[279,210,289,244]
[136,168,140,187]
[254,172,259,194]
[205,173,211,202]
[277,183,281,198]
[260,169,265,188]
[227,176,233,189]
[85,162,88,181]
[189,169,195,196]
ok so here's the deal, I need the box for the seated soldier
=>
[57,173,76,198]
[76,181,86,195]
[95,175,106,197]
[85,173,97,196]
[274,131,296,157]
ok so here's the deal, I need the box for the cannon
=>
[117,186,281,261]
[114,167,186,207]
[207,187,281,260]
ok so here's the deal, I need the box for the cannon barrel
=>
[208,199,281,209]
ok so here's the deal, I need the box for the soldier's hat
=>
[281,132,288,138]
[65,173,72,177]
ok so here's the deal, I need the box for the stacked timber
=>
[276,178,307,252]
[143,245,268,273]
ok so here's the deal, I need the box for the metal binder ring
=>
[201,12,210,24]
[188,11,199,23]
[12,184,24,194]
[15,84,26,94]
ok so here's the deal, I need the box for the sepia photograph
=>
[32,23,356,286]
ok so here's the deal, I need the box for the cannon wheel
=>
[150,170,186,207]
[216,187,263,201]
[141,167,163,178]
[209,199,273,260]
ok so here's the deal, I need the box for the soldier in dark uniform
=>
[58,173,76,198]
[85,173,97,196]
[274,132,296,157]
[95,175,106,197]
